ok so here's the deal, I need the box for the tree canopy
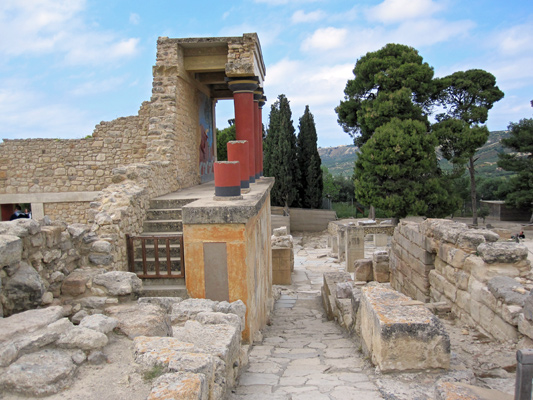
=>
[432,69,504,224]
[296,106,323,208]
[335,43,434,147]
[264,94,300,208]
[498,117,533,220]
[354,118,457,218]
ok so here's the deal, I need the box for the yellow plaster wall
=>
[183,194,272,342]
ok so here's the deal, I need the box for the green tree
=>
[216,119,235,161]
[498,116,533,222]
[354,118,457,218]
[321,166,340,201]
[432,69,504,225]
[264,94,300,208]
[297,106,323,208]
[335,43,434,147]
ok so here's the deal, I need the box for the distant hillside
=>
[318,145,357,176]
[319,130,513,178]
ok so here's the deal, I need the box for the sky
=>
[1,0,532,148]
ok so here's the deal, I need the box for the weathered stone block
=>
[106,302,172,338]
[272,247,292,285]
[148,372,208,400]
[359,286,450,372]
[477,242,528,264]
[353,258,373,281]
[372,250,390,283]
[435,381,513,400]
[0,235,22,266]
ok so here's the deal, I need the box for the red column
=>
[227,140,250,190]
[228,78,258,184]
[253,93,261,180]
[214,161,241,197]
[258,96,266,177]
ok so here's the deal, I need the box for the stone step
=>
[142,277,186,286]
[143,220,183,233]
[134,243,182,258]
[146,208,182,220]
[139,284,188,298]
[149,198,197,210]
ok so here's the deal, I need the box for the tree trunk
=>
[469,157,478,226]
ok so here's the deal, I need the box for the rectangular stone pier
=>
[360,285,450,372]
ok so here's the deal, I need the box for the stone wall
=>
[390,219,532,341]
[0,218,115,317]
[44,202,92,225]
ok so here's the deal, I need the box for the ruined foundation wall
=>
[0,218,115,317]
[0,103,150,195]
[391,219,532,341]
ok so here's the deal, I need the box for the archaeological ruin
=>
[1,31,533,400]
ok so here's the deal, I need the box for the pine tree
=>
[297,106,323,208]
[264,94,299,208]
[354,118,458,218]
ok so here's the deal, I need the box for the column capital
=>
[258,95,267,108]
[226,76,259,93]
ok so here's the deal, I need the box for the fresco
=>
[198,92,214,183]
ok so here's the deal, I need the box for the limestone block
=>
[138,297,184,313]
[172,320,240,389]
[359,286,450,371]
[0,349,77,397]
[61,270,90,297]
[477,242,528,264]
[148,372,208,400]
[518,314,533,340]
[477,302,518,341]
[0,235,22,266]
[171,298,218,326]
[79,314,118,334]
[272,226,288,237]
[437,243,470,270]
[353,258,372,280]
[467,254,522,283]
[92,271,142,296]
[372,250,390,283]
[105,302,172,339]
[345,224,364,271]
[524,291,533,321]
[0,306,66,341]
[501,304,522,326]
[56,326,108,350]
[374,233,388,246]
[2,262,45,316]
[487,276,527,306]
[194,311,243,332]
[134,336,197,368]
[323,271,352,297]
[272,247,292,285]
[336,282,353,299]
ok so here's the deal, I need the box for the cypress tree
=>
[297,106,323,208]
[264,94,299,208]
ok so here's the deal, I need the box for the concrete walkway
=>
[229,233,383,400]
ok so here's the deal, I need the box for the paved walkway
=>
[229,233,383,400]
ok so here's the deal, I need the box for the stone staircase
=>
[132,197,197,299]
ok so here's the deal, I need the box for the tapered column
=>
[253,90,262,180]
[227,77,258,184]
[258,95,266,177]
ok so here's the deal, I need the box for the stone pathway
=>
[228,233,383,400]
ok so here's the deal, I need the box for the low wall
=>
[289,208,337,231]
[390,219,532,341]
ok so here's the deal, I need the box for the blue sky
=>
[1,0,532,148]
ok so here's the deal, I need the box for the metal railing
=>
[126,234,185,279]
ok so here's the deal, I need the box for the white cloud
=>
[367,0,444,24]
[0,0,140,65]
[291,9,325,24]
[391,18,475,47]
[494,22,533,56]
[0,79,94,139]
[129,13,140,25]
[254,0,321,4]
[301,27,348,51]
[69,77,127,96]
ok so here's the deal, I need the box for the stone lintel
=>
[0,192,100,204]
[182,177,273,225]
